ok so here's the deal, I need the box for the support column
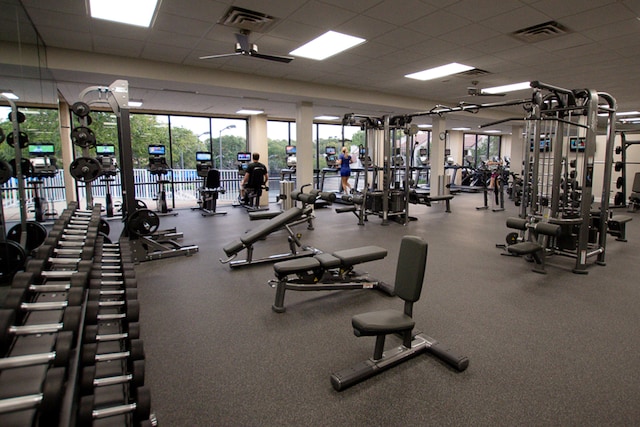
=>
[58,97,76,204]
[510,125,525,177]
[431,117,447,195]
[248,114,269,207]
[296,101,314,190]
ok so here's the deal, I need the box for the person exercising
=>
[241,152,268,204]
[338,146,354,194]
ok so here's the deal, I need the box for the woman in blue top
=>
[338,146,354,194]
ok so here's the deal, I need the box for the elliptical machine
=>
[95,144,119,218]
[148,144,177,216]
[27,143,58,222]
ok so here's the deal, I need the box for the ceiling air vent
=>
[512,21,571,43]
[458,68,490,77]
[218,7,278,32]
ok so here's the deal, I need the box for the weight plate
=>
[69,157,102,183]
[616,176,623,189]
[9,158,34,178]
[7,221,48,252]
[0,159,12,184]
[71,101,91,117]
[7,131,29,148]
[506,232,520,246]
[39,367,65,424]
[7,111,26,123]
[127,209,160,236]
[71,126,97,148]
[0,242,27,282]
[136,199,148,209]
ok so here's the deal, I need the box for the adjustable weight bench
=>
[271,245,395,313]
[503,217,561,274]
[607,215,632,242]
[329,236,468,391]
[220,205,318,269]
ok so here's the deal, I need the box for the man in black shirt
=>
[241,152,268,205]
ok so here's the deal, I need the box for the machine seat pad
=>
[240,207,304,245]
[314,253,341,269]
[274,257,321,275]
[352,309,415,336]
[428,194,454,201]
[610,215,632,224]
[333,246,387,266]
[507,242,542,255]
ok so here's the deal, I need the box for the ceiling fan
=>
[199,30,294,63]
[466,80,506,97]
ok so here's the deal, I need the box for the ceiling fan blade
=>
[199,52,242,60]
[235,32,251,52]
[250,52,294,63]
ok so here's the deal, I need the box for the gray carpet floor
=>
[129,193,640,426]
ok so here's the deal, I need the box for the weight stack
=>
[280,181,295,210]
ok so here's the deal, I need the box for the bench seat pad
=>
[333,245,387,266]
[352,309,415,335]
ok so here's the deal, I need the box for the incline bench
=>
[271,245,394,312]
[220,205,317,268]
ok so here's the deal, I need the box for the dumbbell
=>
[77,385,152,426]
[89,276,138,289]
[81,338,145,366]
[84,299,140,324]
[35,245,94,261]
[80,359,145,396]
[12,271,88,293]
[83,322,140,344]
[90,266,136,279]
[2,287,83,323]
[0,331,73,369]
[0,366,66,423]
[88,288,137,301]
[26,259,93,279]
[0,307,81,355]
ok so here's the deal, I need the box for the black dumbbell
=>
[12,271,88,294]
[81,338,145,366]
[88,288,138,301]
[89,276,138,289]
[3,287,84,322]
[0,367,66,423]
[77,385,152,426]
[84,299,140,324]
[0,307,81,355]
[0,331,73,369]
[80,358,145,396]
[83,322,140,344]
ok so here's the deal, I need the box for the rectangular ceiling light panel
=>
[290,31,366,60]
[89,0,159,27]
[482,81,531,94]
[405,63,474,81]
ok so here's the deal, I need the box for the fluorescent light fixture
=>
[484,130,501,133]
[290,31,366,60]
[315,115,341,121]
[89,0,159,27]
[451,127,471,131]
[405,63,474,81]
[482,81,531,94]
[236,109,264,115]
[1,91,19,100]
[418,124,432,128]
[128,100,143,107]
[617,111,640,116]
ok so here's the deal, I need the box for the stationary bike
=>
[27,143,58,222]
[95,144,119,218]
[192,151,226,216]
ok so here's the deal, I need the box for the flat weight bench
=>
[408,190,453,212]
[504,217,561,274]
[271,245,394,312]
[607,215,632,242]
[221,206,317,269]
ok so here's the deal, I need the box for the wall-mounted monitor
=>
[530,138,552,152]
[148,145,166,156]
[28,143,55,156]
[96,144,116,155]
[196,152,212,162]
[285,145,296,155]
[325,146,336,155]
[569,137,586,152]
[237,152,252,162]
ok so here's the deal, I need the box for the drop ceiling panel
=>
[287,1,357,28]
[363,0,436,26]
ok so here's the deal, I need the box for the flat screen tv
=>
[237,152,251,162]
[96,145,115,155]
[285,145,296,155]
[28,143,55,156]
[196,152,212,162]
[569,137,586,152]
[148,145,166,156]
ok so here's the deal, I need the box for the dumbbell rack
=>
[0,202,156,426]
